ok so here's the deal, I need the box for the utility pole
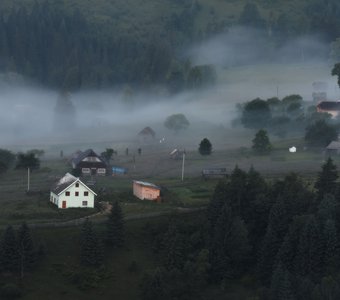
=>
[27,167,30,192]
[181,152,185,181]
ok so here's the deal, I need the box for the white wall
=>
[51,181,95,209]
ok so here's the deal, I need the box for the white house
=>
[50,173,97,209]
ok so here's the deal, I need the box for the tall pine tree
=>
[106,201,124,248]
[0,225,20,273]
[315,158,338,200]
[18,222,36,278]
[80,218,103,267]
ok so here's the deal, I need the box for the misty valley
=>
[1,0,340,299]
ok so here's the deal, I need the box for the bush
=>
[0,283,22,299]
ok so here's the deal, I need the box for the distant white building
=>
[50,173,97,209]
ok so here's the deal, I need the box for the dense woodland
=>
[0,0,340,91]
[141,159,340,299]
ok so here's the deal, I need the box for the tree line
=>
[140,158,340,299]
[238,95,338,146]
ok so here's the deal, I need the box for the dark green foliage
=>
[332,63,340,87]
[258,198,289,284]
[305,120,338,147]
[0,226,20,273]
[315,158,338,200]
[207,180,228,233]
[101,148,114,162]
[0,283,22,299]
[0,149,15,173]
[273,173,314,219]
[276,216,307,275]
[317,194,338,223]
[53,91,76,131]
[322,219,339,275]
[295,216,323,280]
[161,223,187,270]
[0,2,178,90]
[242,98,271,129]
[80,219,104,267]
[140,268,169,300]
[252,129,272,154]
[164,114,190,133]
[186,65,216,89]
[239,3,265,28]
[312,276,340,300]
[270,263,295,300]
[18,222,36,278]
[15,152,40,170]
[210,204,250,281]
[198,138,212,155]
[106,201,124,248]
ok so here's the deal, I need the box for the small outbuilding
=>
[137,127,156,143]
[133,180,161,201]
[326,141,340,156]
[50,173,96,209]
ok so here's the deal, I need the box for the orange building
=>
[133,180,161,201]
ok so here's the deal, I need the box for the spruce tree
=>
[0,225,20,273]
[295,216,323,280]
[106,201,124,248]
[258,197,289,284]
[161,223,187,270]
[206,180,228,234]
[270,263,295,300]
[198,138,212,155]
[210,204,250,281]
[228,165,247,216]
[322,219,339,275]
[17,222,35,278]
[80,218,103,267]
[315,158,338,200]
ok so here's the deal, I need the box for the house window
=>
[75,183,79,187]
[82,201,88,206]
[75,192,79,196]
[84,191,89,196]
[65,191,70,196]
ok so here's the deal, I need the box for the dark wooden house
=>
[71,149,108,176]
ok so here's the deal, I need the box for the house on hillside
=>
[137,126,156,143]
[50,173,96,209]
[326,141,340,156]
[133,180,161,201]
[71,149,108,176]
[316,101,340,118]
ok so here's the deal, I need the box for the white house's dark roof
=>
[51,173,77,194]
[51,173,97,196]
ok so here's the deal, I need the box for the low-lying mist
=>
[1,27,340,153]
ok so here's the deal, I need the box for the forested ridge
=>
[0,0,340,90]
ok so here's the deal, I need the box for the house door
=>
[62,201,67,209]
[91,168,96,175]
